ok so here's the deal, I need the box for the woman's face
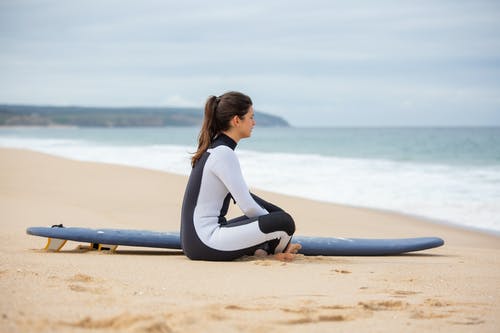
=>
[238,106,256,138]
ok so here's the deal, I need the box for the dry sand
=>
[1,147,499,333]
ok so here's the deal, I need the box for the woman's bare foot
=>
[274,243,302,261]
[285,243,302,254]
[253,248,268,257]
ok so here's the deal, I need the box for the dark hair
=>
[191,91,252,167]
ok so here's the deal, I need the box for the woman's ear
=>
[231,115,241,127]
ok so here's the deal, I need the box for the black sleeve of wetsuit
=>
[250,193,284,213]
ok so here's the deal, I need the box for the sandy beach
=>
[1,147,499,333]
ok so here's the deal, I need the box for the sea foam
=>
[2,135,500,234]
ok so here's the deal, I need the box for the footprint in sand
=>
[68,284,106,294]
[332,269,351,274]
[66,273,106,294]
[279,305,355,324]
[411,310,451,319]
[424,298,453,307]
[413,299,485,324]
[60,313,173,332]
[358,300,408,311]
[285,314,350,324]
[278,302,374,325]
[67,273,95,283]
[390,290,421,298]
[449,317,485,325]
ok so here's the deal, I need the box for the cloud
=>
[162,95,202,108]
[0,0,499,126]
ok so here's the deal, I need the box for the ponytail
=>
[191,92,252,167]
[192,96,218,167]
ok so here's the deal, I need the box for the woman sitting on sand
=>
[180,91,301,261]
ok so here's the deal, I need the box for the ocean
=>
[1,126,499,234]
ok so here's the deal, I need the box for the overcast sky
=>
[1,0,499,126]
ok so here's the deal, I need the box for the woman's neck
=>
[221,129,240,144]
[213,132,237,150]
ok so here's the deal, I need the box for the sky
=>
[1,0,499,126]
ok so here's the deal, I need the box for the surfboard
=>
[26,226,444,256]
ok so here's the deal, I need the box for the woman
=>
[180,91,300,261]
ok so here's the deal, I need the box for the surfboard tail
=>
[37,236,119,253]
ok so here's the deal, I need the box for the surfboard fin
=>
[44,238,67,251]
[91,243,118,252]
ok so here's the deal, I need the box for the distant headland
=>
[0,104,289,127]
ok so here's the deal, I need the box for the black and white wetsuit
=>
[180,134,296,261]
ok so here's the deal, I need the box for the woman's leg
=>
[214,211,295,258]
[213,197,300,260]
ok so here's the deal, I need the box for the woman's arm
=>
[250,193,284,213]
[211,147,268,218]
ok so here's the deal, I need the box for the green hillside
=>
[0,105,289,127]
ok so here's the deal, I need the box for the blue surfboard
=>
[26,226,444,256]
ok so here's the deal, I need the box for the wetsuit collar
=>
[212,133,237,150]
